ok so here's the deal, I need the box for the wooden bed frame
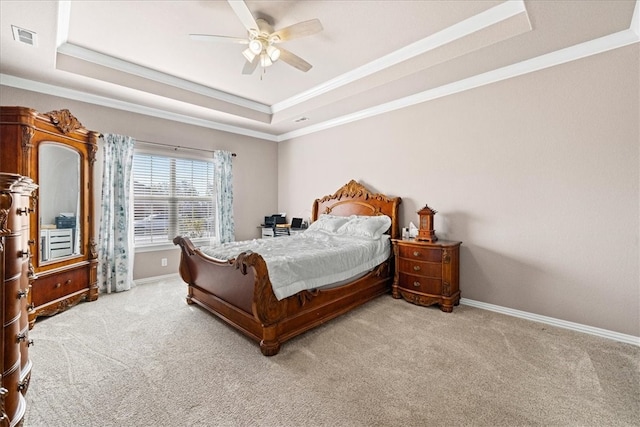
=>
[173,180,401,356]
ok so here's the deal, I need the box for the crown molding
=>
[0,73,279,141]
[56,0,71,47]
[271,0,529,114]
[4,1,638,143]
[3,25,636,144]
[55,0,528,119]
[277,27,640,141]
[55,1,271,115]
[56,43,272,115]
[632,0,640,37]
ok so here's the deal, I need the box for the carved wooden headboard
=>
[311,180,402,239]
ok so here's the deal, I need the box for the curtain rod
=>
[127,138,236,157]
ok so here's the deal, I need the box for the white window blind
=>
[133,152,215,247]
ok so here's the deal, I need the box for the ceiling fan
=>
[190,0,323,75]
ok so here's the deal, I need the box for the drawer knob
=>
[413,281,421,287]
[55,282,61,288]
[17,207,33,216]
[16,332,27,343]
[17,289,27,299]
[17,379,29,392]
[19,250,29,258]
[28,339,35,347]
[66,279,72,285]
[413,265,421,271]
[413,251,421,257]
[27,303,35,311]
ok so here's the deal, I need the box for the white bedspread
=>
[199,230,390,300]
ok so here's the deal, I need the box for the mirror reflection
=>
[39,143,81,262]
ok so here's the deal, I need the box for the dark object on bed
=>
[173,180,401,356]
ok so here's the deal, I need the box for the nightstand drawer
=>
[398,273,442,295]
[397,259,442,278]
[398,245,442,262]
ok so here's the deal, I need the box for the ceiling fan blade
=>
[272,19,323,42]
[227,0,259,33]
[189,34,249,44]
[278,48,312,72]
[242,57,259,75]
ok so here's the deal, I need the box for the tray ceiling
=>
[1,1,638,141]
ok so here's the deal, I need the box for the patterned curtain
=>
[98,134,135,293]
[213,150,235,243]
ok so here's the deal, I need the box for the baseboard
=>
[134,273,181,286]
[130,276,639,347]
[461,298,640,347]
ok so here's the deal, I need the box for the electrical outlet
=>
[161,258,168,267]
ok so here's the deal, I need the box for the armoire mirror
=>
[38,143,82,263]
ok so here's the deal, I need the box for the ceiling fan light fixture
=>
[260,53,273,67]
[242,48,256,62]
[248,39,263,54]
[266,45,280,62]
[191,1,322,74]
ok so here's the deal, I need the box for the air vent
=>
[294,117,309,123]
[11,25,37,46]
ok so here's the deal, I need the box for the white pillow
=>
[336,215,392,239]
[306,214,350,234]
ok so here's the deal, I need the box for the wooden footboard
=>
[173,235,393,356]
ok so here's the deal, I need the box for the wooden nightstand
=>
[391,238,461,312]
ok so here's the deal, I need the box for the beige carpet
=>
[24,276,639,426]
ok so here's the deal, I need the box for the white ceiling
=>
[1,1,638,141]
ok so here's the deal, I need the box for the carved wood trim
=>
[43,109,86,134]
[21,125,34,148]
[399,290,441,307]
[312,180,401,239]
[29,291,89,321]
[88,144,98,165]
[27,262,36,280]
[0,192,13,235]
[0,387,9,427]
[89,238,98,259]
[297,289,319,306]
[316,179,396,203]
[443,281,451,297]
[236,252,286,326]
[21,125,34,175]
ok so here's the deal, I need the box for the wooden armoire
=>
[1,106,100,424]
[0,106,99,326]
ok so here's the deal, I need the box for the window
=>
[133,152,215,247]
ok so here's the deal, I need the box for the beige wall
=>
[0,86,279,280]
[2,43,637,337]
[278,45,639,336]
